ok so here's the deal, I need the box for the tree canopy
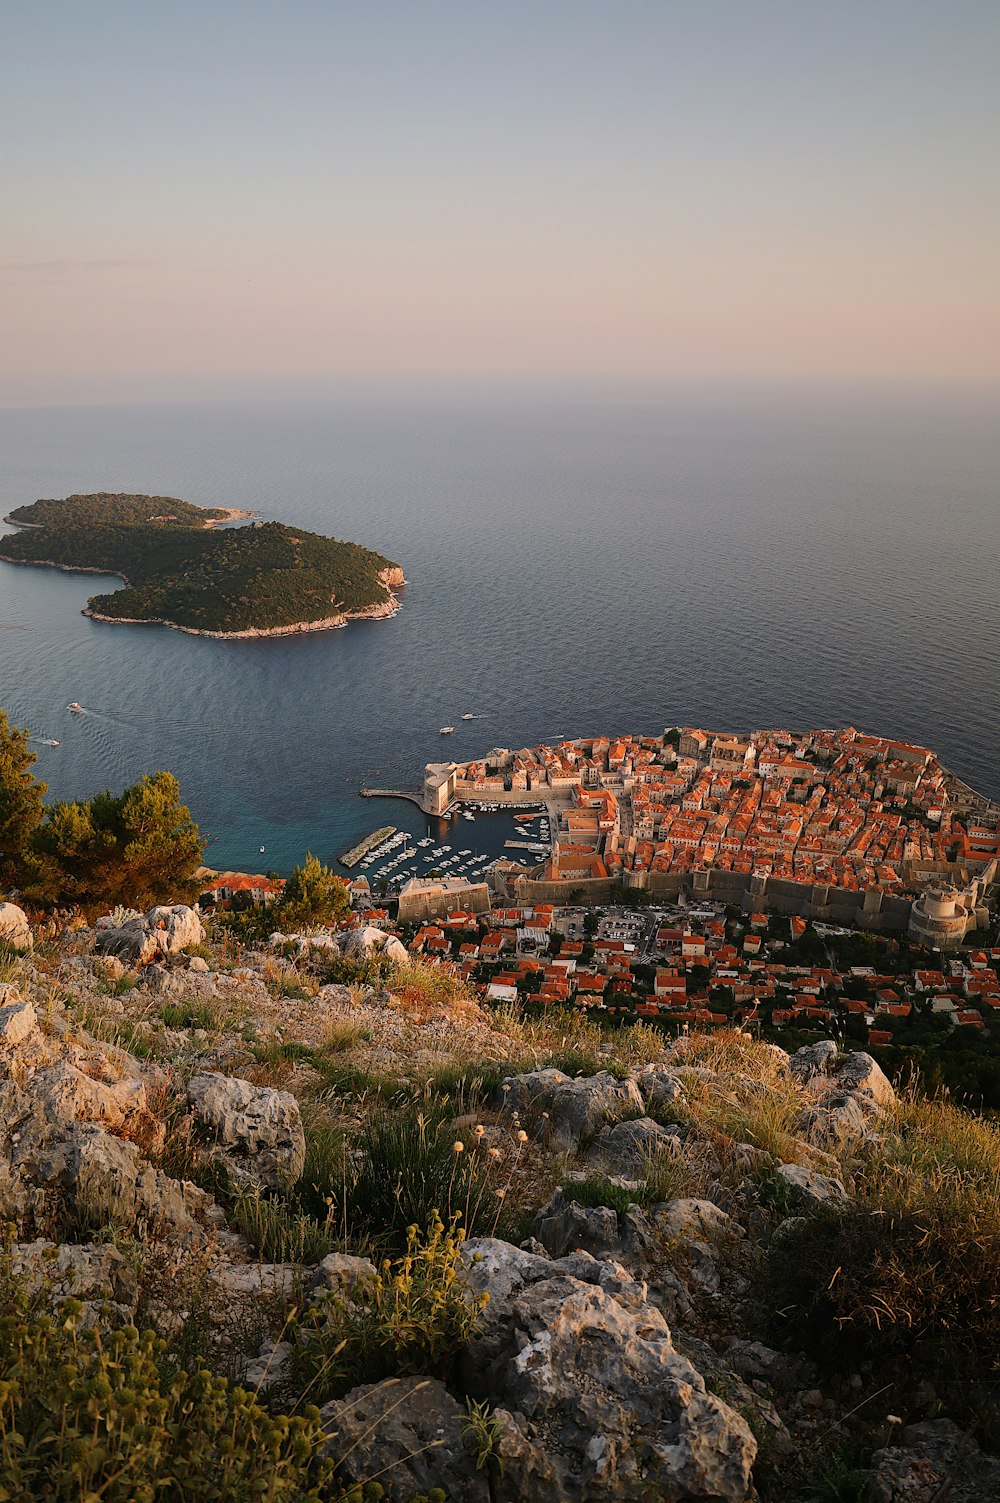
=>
[277,853,350,930]
[0,712,47,890]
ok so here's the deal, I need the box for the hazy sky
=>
[2,1,999,402]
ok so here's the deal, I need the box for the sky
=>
[2,0,999,403]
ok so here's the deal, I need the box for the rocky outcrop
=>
[532,1188,622,1259]
[586,1116,681,1175]
[322,1377,490,1503]
[500,1068,644,1151]
[871,1419,1000,1503]
[776,1162,849,1208]
[96,904,205,967]
[186,1072,306,1191]
[341,925,408,966]
[0,902,32,952]
[460,1237,756,1502]
[0,998,36,1046]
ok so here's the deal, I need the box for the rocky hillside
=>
[0,897,998,1501]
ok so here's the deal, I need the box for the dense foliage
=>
[0,1300,334,1502]
[6,491,230,528]
[0,494,399,633]
[0,712,203,910]
[278,853,352,930]
[30,771,205,909]
[0,711,46,889]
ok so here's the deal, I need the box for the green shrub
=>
[229,1185,339,1265]
[344,1105,500,1251]
[0,1301,333,1501]
[289,1213,487,1406]
[161,998,220,1032]
[759,1092,1000,1413]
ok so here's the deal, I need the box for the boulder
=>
[96,905,204,968]
[500,1069,644,1151]
[186,1072,306,1191]
[0,903,32,952]
[342,926,407,966]
[461,1250,756,1502]
[634,1062,685,1110]
[321,1377,490,1503]
[789,1040,839,1082]
[834,1050,895,1107]
[586,1116,681,1175]
[800,1093,870,1146]
[308,1251,377,1300]
[871,1418,1000,1503]
[532,1188,621,1259]
[776,1162,849,1208]
[0,1000,36,1047]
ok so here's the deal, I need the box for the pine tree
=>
[0,711,46,891]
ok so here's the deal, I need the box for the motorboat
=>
[439,726,455,735]
[461,713,476,720]
[36,737,60,747]
[67,702,84,714]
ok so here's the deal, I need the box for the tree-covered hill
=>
[6,492,233,528]
[0,493,402,634]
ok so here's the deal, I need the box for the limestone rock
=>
[96,904,204,968]
[308,1251,377,1299]
[586,1116,681,1175]
[342,925,407,966]
[800,1093,870,1146]
[468,1261,756,1501]
[500,1068,644,1151]
[321,1377,490,1503]
[0,903,32,952]
[871,1419,1000,1503]
[0,1000,36,1047]
[833,1050,895,1107]
[634,1061,685,1110]
[532,1188,621,1259]
[789,1040,839,1082]
[776,1162,849,1208]
[186,1072,305,1191]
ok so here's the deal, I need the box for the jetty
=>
[339,825,396,869]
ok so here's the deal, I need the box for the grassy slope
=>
[0,494,399,633]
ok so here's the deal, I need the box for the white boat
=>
[36,737,60,747]
[461,713,476,720]
[439,726,455,735]
[67,702,84,714]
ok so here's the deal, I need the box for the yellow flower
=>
[453,1140,465,1154]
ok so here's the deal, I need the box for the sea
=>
[0,385,998,880]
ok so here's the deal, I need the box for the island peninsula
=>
[0,492,404,637]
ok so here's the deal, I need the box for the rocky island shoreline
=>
[0,492,404,638]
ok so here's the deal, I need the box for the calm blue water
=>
[1,387,998,875]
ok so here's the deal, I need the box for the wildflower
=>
[517,1129,528,1143]
[488,1147,502,1160]
[887,1415,903,1426]
[495,1188,506,1199]
[474,1124,486,1138]
[453,1140,465,1154]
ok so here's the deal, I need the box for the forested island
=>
[0,492,404,636]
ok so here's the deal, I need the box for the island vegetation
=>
[0,492,403,636]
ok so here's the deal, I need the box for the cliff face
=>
[0,901,997,1502]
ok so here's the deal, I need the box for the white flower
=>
[517,1129,528,1143]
